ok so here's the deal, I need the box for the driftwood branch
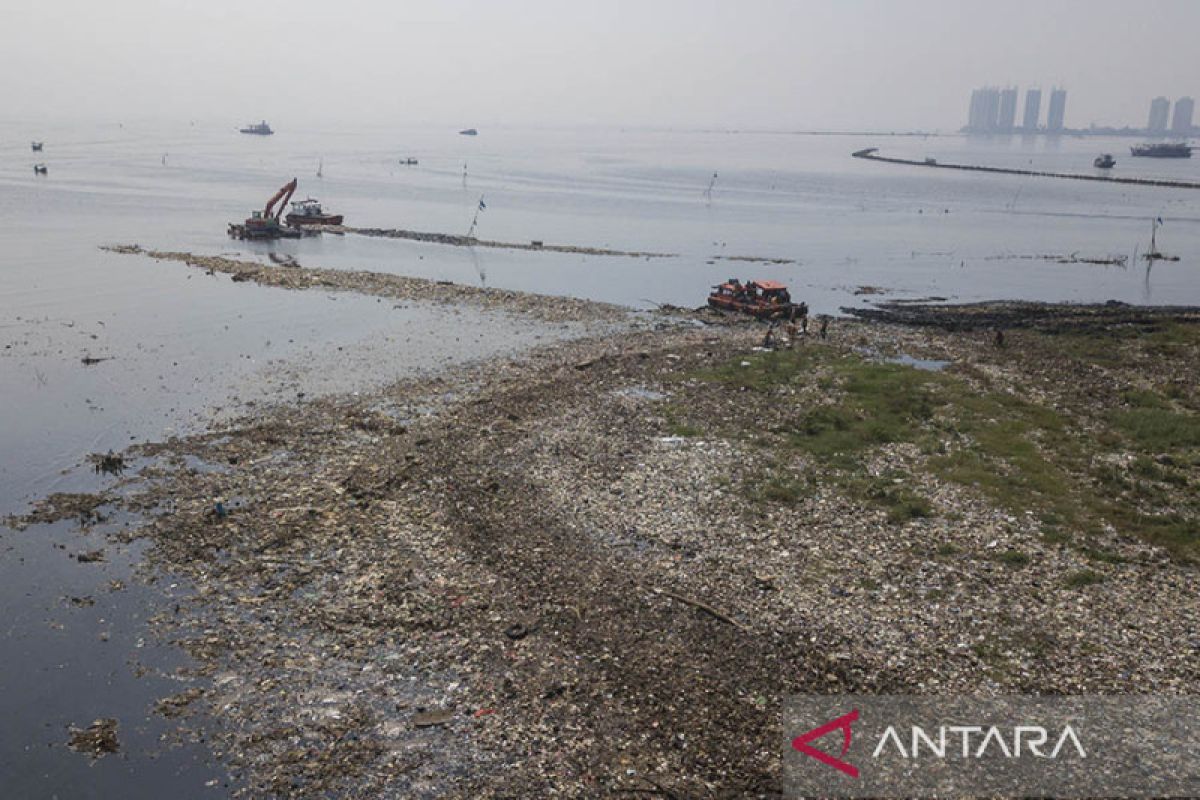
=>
[652,587,744,630]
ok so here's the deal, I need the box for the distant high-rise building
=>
[998,88,1018,132]
[1148,97,1171,133]
[1047,88,1067,132]
[1022,88,1042,131]
[1171,97,1195,135]
[968,88,985,131]
[967,87,1002,132]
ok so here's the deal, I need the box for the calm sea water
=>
[4,122,1199,315]
[1,121,1198,796]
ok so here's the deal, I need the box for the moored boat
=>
[708,279,806,319]
[284,198,343,227]
[1130,142,1191,158]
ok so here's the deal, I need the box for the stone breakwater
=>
[853,148,1200,190]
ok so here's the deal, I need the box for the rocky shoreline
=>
[12,274,1200,797]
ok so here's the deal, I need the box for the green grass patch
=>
[754,474,812,505]
[667,421,703,438]
[845,476,935,524]
[1063,569,1105,589]
[1081,546,1127,565]
[692,338,1200,561]
[1104,510,1198,558]
[1111,408,1200,451]
[660,403,704,438]
[782,363,944,458]
[996,549,1031,568]
[1121,388,1169,410]
[1041,526,1072,545]
[740,459,816,509]
[698,349,946,460]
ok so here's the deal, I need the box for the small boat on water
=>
[1094,153,1116,169]
[285,197,343,227]
[708,279,806,319]
[33,164,48,175]
[399,157,419,165]
[31,141,43,152]
[240,120,274,136]
[1130,142,1191,158]
[459,128,478,136]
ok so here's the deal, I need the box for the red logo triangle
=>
[791,709,860,778]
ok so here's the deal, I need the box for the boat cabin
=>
[291,198,324,216]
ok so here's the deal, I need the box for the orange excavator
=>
[230,178,299,240]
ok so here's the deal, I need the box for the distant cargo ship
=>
[1130,142,1191,158]
[240,121,274,136]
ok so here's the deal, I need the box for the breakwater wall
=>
[852,148,1200,190]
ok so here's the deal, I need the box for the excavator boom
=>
[264,178,298,220]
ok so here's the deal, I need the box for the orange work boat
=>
[708,279,806,319]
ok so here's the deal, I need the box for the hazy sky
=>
[3,0,1197,130]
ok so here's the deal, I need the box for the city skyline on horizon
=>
[965,85,1196,135]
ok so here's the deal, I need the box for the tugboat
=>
[31,141,43,152]
[1094,153,1116,169]
[239,120,274,136]
[1130,142,1191,158]
[284,197,344,227]
[33,164,48,175]
[708,279,805,320]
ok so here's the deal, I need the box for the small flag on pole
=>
[467,195,487,238]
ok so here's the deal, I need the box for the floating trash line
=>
[320,225,677,259]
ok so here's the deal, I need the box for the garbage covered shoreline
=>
[10,276,1200,796]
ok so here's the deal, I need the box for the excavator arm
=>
[263,178,298,220]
